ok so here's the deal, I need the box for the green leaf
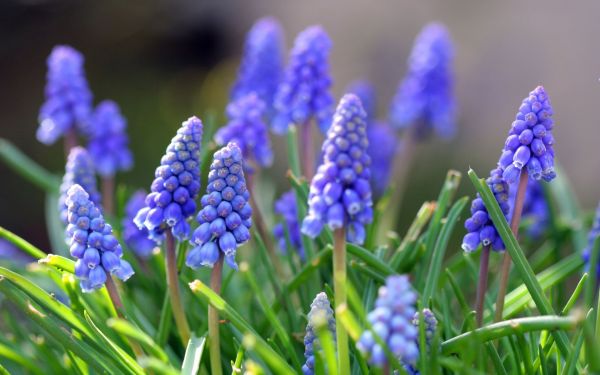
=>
[0,226,47,259]
[181,335,207,375]
[0,342,43,375]
[0,138,59,192]
[108,318,169,363]
[389,201,435,270]
[242,333,295,375]
[39,254,76,273]
[347,243,394,276]
[139,357,180,375]
[286,127,302,179]
[45,191,69,256]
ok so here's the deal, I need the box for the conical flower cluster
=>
[301,94,373,244]
[134,117,203,242]
[273,190,304,260]
[302,292,336,375]
[66,184,134,292]
[186,143,252,271]
[122,190,156,258]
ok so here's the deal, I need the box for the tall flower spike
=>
[186,142,252,271]
[389,23,455,139]
[134,116,203,242]
[272,25,334,134]
[66,184,134,292]
[37,45,93,145]
[87,100,133,177]
[583,203,600,276]
[499,86,556,184]
[302,292,336,375]
[273,190,304,260]
[462,166,510,252]
[357,275,419,367]
[59,147,101,226]
[215,93,273,168]
[123,190,156,258]
[231,17,284,115]
[301,94,373,244]
[404,309,438,375]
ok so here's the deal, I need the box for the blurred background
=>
[2,0,600,251]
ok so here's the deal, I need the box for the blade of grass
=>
[0,226,46,259]
[0,342,43,375]
[242,333,295,375]
[390,202,435,270]
[0,138,59,192]
[107,318,169,363]
[181,335,207,375]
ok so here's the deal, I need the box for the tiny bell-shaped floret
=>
[302,292,336,375]
[273,190,305,260]
[122,190,156,258]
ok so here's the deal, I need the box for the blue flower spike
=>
[273,190,304,260]
[302,292,336,375]
[404,308,438,374]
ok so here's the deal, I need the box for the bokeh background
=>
[2,0,600,250]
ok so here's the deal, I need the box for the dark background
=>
[2,0,599,251]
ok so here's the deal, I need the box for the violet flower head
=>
[122,190,156,258]
[134,117,203,242]
[273,190,304,260]
[37,45,93,145]
[357,275,419,367]
[231,17,284,114]
[87,100,133,177]
[186,142,252,271]
[66,184,134,292]
[404,309,438,375]
[389,23,455,139]
[462,166,510,252]
[272,25,334,134]
[215,93,273,168]
[301,94,373,244]
[59,147,101,226]
[499,86,556,184]
[302,292,336,375]
[583,203,600,275]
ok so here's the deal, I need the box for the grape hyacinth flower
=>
[272,25,334,134]
[58,147,101,226]
[186,142,252,271]
[66,184,134,292]
[87,100,133,177]
[231,17,284,114]
[301,94,373,244]
[122,190,156,258]
[302,292,336,375]
[583,203,600,275]
[389,23,456,139]
[499,86,556,184]
[215,93,273,169]
[273,190,304,260]
[357,275,419,367]
[134,116,203,242]
[404,309,438,375]
[37,45,93,145]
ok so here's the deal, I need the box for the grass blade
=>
[0,138,59,192]
[0,226,46,259]
[181,335,207,375]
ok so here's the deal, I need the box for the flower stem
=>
[209,255,224,375]
[301,122,314,180]
[165,231,191,346]
[495,170,529,322]
[101,176,115,217]
[475,245,491,327]
[333,228,351,374]
[64,128,78,157]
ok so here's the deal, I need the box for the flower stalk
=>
[165,231,191,346]
[475,245,491,327]
[301,121,314,180]
[333,228,350,374]
[208,255,224,375]
[102,176,115,217]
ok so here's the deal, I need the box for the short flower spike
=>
[134,116,203,242]
[66,184,134,292]
[583,203,600,276]
[215,93,273,168]
[273,190,304,260]
[231,17,284,115]
[301,94,373,244]
[389,23,456,139]
[302,292,336,375]
[357,275,419,367]
[122,190,156,258]
[272,25,334,134]
[186,142,252,271]
[499,86,556,184]
[37,45,93,145]
[87,100,133,177]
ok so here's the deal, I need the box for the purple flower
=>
[59,147,101,227]
[134,117,203,242]
[357,275,419,367]
[87,100,133,177]
[37,45,93,145]
[302,292,336,375]
[273,190,304,260]
[272,26,334,134]
[122,190,156,258]
[583,203,600,276]
[301,94,373,244]
[404,309,438,374]
[186,143,252,271]
[499,86,556,184]
[389,23,456,139]
[215,93,273,168]
[65,184,134,292]
[231,17,284,115]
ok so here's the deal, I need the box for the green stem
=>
[475,246,491,327]
[209,255,224,375]
[333,228,350,374]
[301,121,314,180]
[165,231,190,346]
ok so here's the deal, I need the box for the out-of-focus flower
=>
[404,308,438,374]
[186,143,252,271]
[302,292,336,375]
[272,26,333,134]
[134,117,203,242]
[510,179,549,239]
[301,94,373,244]
[583,203,600,275]
[37,45,93,145]
[273,190,304,260]
[66,184,134,292]
[122,190,156,258]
